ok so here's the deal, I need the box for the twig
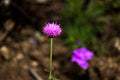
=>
[29,68,43,80]
[0,19,14,42]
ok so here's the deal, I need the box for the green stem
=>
[49,38,53,80]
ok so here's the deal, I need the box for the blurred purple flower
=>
[71,47,94,70]
[43,22,62,38]
[73,47,94,60]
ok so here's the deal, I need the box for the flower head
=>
[71,47,94,70]
[43,22,62,38]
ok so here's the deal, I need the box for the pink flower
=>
[43,22,62,38]
[73,47,94,60]
[71,47,94,70]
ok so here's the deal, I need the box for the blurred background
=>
[0,0,120,80]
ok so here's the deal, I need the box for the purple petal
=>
[73,47,94,60]
[77,60,89,70]
[71,55,89,70]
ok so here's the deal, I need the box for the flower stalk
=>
[49,38,53,80]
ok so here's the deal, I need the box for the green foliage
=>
[61,0,106,54]
[98,0,120,9]
[112,14,120,26]
[51,77,59,80]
